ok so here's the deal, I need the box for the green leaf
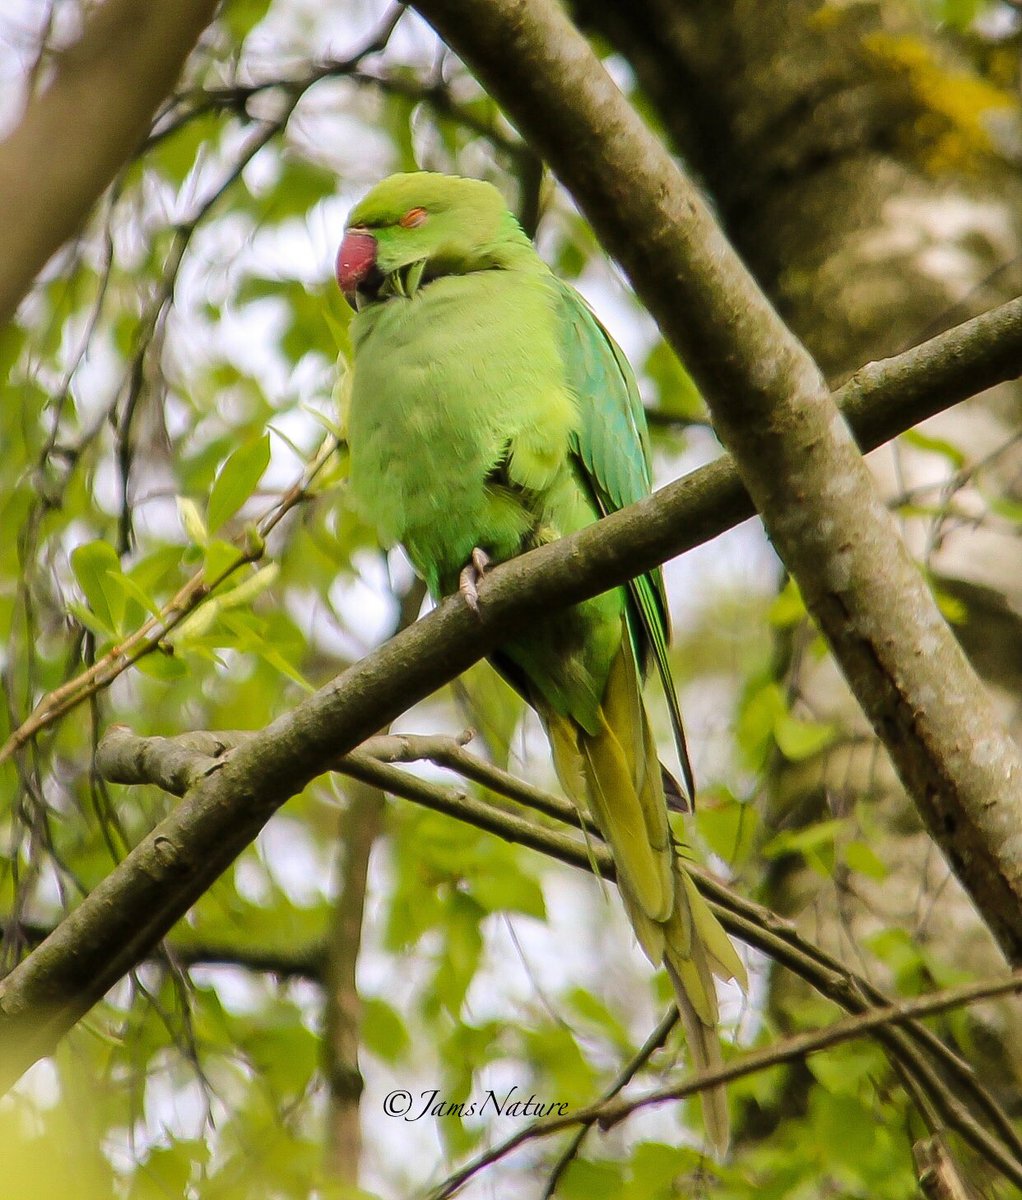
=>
[207,434,270,534]
[102,569,161,620]
[810,1091,878,1174]
[901,427,966,468]
[323,291,354,361]
[565,987,631,1050]
[696,787,759,868]
[132,647,188,680]
[132,1144,194,1198]
[222,0,273,41]
[204,537,243,582]
[152,112,222,185]
[217,563,279,609]
[864,927,929,990]
[559,1159,625,1200]
[66,600,115,641]
[361,997,411,1063]
[130,542,188,593]
[643,338,704,421]
[267,157,338,220]
[929,581,968,625]
[989,495,1022,525]
[808,1041,887,1094]
[627,1142,700,1197]
[70,540,124,634]
[762,818,845,860]
[471,867,545,919]
[454,662,523,769]
[773,712,838,761]
[844,839,887,880]
[381,87,418,173]
[768,576,807,627]
[435,892,484,1016]
[927,0,983,29]
[0,323,26,383]
[235,275,284,305]
[241,1002,319,1095]
[177,495,209,547]
[736,677,786,768]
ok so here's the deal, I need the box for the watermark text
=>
[383,1086,569,1121]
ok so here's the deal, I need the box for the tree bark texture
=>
[0,0,218,325]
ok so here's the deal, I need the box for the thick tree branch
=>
[0,0,217,324]
[0,918,322,981]
[4,288,1021,766]
[408,0,1022,962]
[1,293,1021,1087]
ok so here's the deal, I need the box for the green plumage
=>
[339,173,746,1150]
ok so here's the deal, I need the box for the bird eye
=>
[399,207,428,229]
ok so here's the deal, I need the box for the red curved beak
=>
[336,229,378,303]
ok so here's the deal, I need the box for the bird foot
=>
[459,547,492,615]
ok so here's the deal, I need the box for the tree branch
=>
[542,1005,680,1197]
[408,0,1022,964]
[4,281,1020,765]
[0,917,322,980]
[322,779,382,1186]
[1,289,1021,1087]
[0,0,217,324]
[428,970,1022,1200]
[116,728,1022,1171]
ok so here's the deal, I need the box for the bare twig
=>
[428,971,1022,1200]
[147,5,406,146]
[542,1005,679,1198]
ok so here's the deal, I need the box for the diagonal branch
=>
[542,1005,679,1197]
[3,288,1020,765]
[1,292,1021,1088]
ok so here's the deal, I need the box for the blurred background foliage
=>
[2,0,1022,1196]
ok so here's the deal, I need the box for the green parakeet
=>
[335,172,746,1149]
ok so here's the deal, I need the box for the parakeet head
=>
[336,172,528,308]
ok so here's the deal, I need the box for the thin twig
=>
[428,971,1022,1200]
[0,436,336,768]
[542,1005,679,1198]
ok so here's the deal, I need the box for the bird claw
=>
[459,548,492,615]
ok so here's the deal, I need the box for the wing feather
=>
[554,279,696,804]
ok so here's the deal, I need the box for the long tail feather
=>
[542,637,744,1153]
[667,964,731,1154]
